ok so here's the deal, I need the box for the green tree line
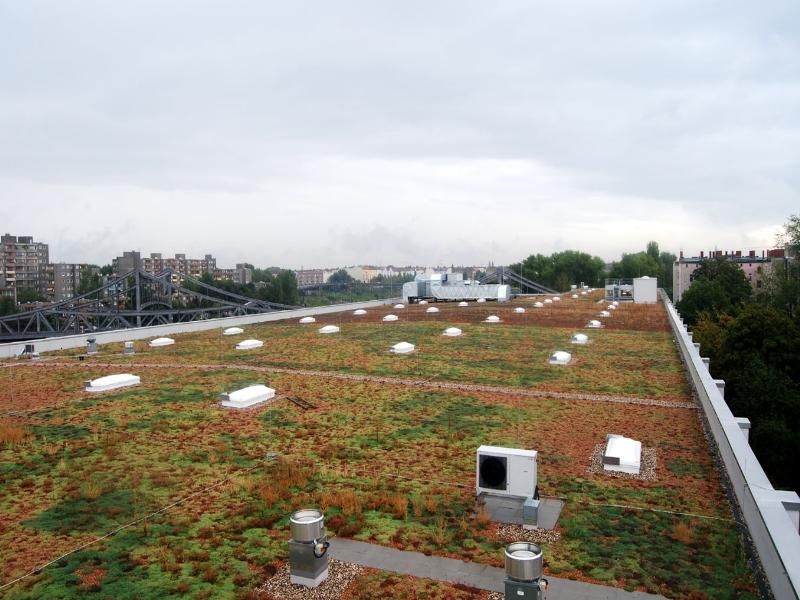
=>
[678,215,800,490]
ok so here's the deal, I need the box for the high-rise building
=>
[113,251,219,282]
[0,234,50,301]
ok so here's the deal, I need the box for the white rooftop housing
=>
[391,341,415,354]
[443,327,463,337]
[319,325,340,334]
[633,276,658,304]
[549,351,572,365]
[571,333,589,345]
[476,445,538,498]
[426,306,439,313]
[149,337,175,348]
[85,373,140,393]
[383,314,399,322]
[236,339,264,350]
[603,434,642,475]
[223,327,244,336]
[586,320,603,328]
[353,309,367,316]
[219,384,275,409]
[514,307,525,313]
[299,316,316,324]
[484,315,501,323]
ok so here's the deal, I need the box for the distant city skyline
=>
[1,2,797,267]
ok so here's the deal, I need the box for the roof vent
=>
[571,333,588,345]
[391,341,415,354]
[319,325,340,334]
[149,337,175,348]
[383,314,399,322]
[426,306,440,313]
[85,373,140,392]
[299,316,316,324]
[236,339,264,350]
[549,351,572,365]
[353,309,367,316]
[443,327,463,337]
[223,327,244,336]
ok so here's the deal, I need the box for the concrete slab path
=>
[331,537,666,600]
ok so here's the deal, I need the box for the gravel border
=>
[586,443,657,481]
[494,523,562,544]
[255,560,364,600]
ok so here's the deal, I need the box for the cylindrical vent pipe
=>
[505,542,543,581]
[290,509,325,542]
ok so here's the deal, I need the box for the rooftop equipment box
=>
[633,277,658,304]
[476,445,538,498]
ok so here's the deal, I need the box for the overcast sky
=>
[0,1,797,269]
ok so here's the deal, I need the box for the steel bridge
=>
[478,266,559,295]
[0,269,296,340]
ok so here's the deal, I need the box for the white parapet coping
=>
[85,373,141,392]
[662,290,800,599]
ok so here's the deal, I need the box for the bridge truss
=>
[0,269,296,340]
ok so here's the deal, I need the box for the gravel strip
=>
[586,443,657,481]
[27,361,696,409]
[494,523,562,544]
[256,560,363,600]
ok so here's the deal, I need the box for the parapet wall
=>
[662,291,800,600]
[0,298,397,359]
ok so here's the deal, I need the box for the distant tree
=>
[77,266,102,295]
[676,256,751,325]
[0,297,16,316]
[513,250,605,291]
[16,287,43,304]
[99,264,113,276]
[274,270,299,305]
[328,269,355,285]
[646,240,660,261]
[608,252,659,279]
[777,213,800,258]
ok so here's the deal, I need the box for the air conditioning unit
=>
[476,445,538,498]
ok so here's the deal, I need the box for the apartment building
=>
[113,251,219,282]
[0,234,50,300]
[673,248,787,302]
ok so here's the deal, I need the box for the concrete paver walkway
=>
[331,537,666,599]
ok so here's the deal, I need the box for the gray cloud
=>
[0,1,797,267]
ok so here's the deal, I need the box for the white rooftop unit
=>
[426,306,439,313]
[319,325,340,334]
[598,310,611,318]
[443,327,463,337]
[571,333,589,345]
[383,314,399,322]
[390,341,415,354]
[219,384,275,409]
[223,327,244,336]
[476,445,538,498]
[299,316,316,324]
[394,303,405,309]
[586,320,603,328]
[603,434,642,475]
[149,337,175,348]
[402,273,510,303]
[514,307,525,313]
[484,315,501,323]
[533,302,544,308]
[236,339,264,350]
[633,276,658,304]
[353,309,367,316]
[549,351,572,365]
[458,301,469,307]
[85,373,140,393]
